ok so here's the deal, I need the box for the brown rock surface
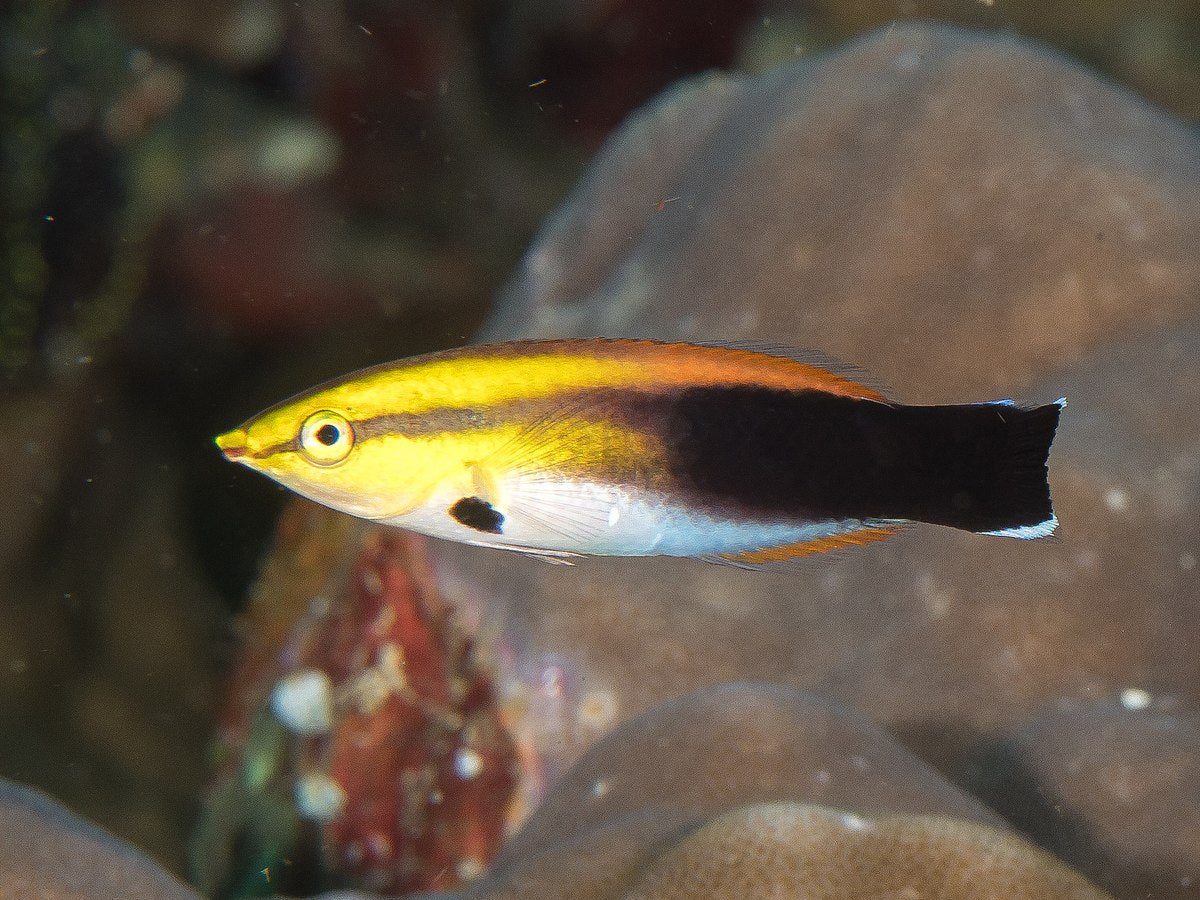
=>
[622,803,1109,900]
[196,21,1198,900]
[483,24,1200,398]
[0,778,200,900]
[965,704,1200,898]
[428,684,1108,899]
[428,21,1200,899]
[494,682,1005,868]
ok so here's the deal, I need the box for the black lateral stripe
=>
[250,393,616,459]
[248,410,480,458]
[647,386,1059,533]
[353,397,567,440]
[356,408,483,439]
[252,436,301,459]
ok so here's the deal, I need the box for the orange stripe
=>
[515,339,886,401]
[724,526,896,562]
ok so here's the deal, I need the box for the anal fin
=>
[708,526,897,570]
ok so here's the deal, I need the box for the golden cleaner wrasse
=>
[215,340,1063,568]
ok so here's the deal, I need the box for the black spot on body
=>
[449,496,504,534]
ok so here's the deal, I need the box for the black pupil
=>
[316,423,340,446]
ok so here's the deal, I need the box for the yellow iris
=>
[298,410,354,466]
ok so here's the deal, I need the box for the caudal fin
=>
[897,398,1063,537]
[974,399,1063,537]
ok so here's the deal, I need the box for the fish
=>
[215,339,1063,569]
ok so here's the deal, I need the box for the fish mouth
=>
[215,428,250,461]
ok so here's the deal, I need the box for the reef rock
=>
[483,23,1200,398]
[621,803,1107,900]
[201,21,1198,900]
[435,20,1200,899]
[0,778,200,900]
[435,326,1200,896]
[430,684,1109,899]
[965,702,1200,898]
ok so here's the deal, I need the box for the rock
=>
[964,703,1200,898]
[621,803,1109,900]
[433,684,1109,899]
[494,681,1005,869]
[483,23,1200,399]
[432,21,1200,898]
[0,778,200,899]
[194,21,1199,899]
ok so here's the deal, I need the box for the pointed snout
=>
[215,427,249,461]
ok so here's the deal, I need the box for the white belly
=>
[380,476,869,559]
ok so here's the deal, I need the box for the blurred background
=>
[1,0,1197,896]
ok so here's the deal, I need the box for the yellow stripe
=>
[286,339,882,421]
[311,353,647,419]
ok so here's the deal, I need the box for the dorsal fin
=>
[429,338,889,401]
[693,340,891,401]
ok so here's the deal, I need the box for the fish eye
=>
[298,411,354,466]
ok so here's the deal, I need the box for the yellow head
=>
[214,372,467,520]
[215,341,677,523]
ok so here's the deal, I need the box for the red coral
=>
[313,532,516,891]
[205,513,518,895]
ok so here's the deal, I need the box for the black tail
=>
[876,399,1062,535]
[659,388,1063,535]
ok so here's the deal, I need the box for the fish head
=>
[215,386,446,521]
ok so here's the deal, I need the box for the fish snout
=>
[215,428,250,461]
